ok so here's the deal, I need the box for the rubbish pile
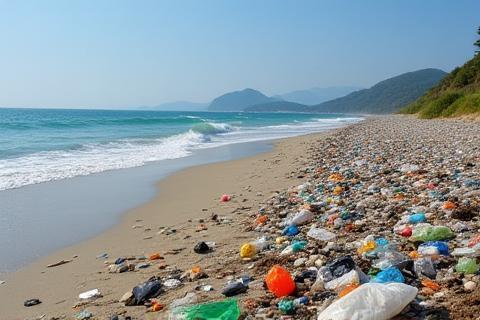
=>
[114,118,480,319]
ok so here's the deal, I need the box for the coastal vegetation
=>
[400,27,480,118]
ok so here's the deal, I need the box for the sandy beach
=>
[0,123,327,319]
[2,115,479,320]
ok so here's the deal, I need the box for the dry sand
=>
[0,129,333,319]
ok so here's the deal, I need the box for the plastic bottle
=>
[284,209,314,226]
[239,237,269,258]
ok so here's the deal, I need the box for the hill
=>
[275,86,362,105]
[208,88,278,111]
[400,54,480,118]
[244,101,308,112]
[308,69,447,114]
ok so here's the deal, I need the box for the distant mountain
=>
[400,54,480,118]
[147,101,208,111]
[305,69,447,114]
[275,86,362,105]
[244,101,308,112]
[208,88,279,111]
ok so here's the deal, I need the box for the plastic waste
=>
[194,241,212,254]
[320,256,356,282]
[24,298,41,307]
[284,209,314,226]
[255,215,268,225]
[421,279,441,291]
[75,310,93,320]
[400,226,413,237]
[324,269,360,291]
[170,292,198,309]
[281,240,307,255]
[239,237,268,258]
[455,257,480,274]
[307,227,336,241]
[149,253,161,260]
[418,241,449,256]
[278,299,295,314]
[164,279,182,289]
[468,234,480,248]
[411,225,454,242]
[451,247,478,257]
[409,212,426,224]
[357,241,376,255]
[283,225,300,236]
[374,246,408,270]
[414,257,437,279]
[221,281,248,297]
[220,194,231,202]
[128,277,163,306]
[371,267,405,283]
[339,284,360,297]
[170,299,240,320]
[317,283,418,320]
[78,289,101,300]
[265,265,296,297]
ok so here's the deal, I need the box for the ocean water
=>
[0,108,361,191]
[0,108,361,272]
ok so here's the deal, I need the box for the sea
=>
[0,108,362,272]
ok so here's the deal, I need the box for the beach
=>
[0,123,327,319]
[1,115,480,320]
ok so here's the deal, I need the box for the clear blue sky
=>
[0,0,478,108]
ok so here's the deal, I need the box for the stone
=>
[464,281,477,291]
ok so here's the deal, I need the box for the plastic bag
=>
[411,225,454,242]
[455,257,480,274]
[324,269,360,291]
[409,213,426,224]
[317,283,418,320]
[283,225,300,236]
[128,277,163,306]
[265,265,296,297]
[170,299,239,320]
[418,241,449,256]
[371,267,404,283]
[284,209,314,226]
[414,257,436,279]
[307,227,336,241]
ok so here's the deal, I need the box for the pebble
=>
[464,281,477,291]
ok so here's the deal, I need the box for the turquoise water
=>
[0,108,360,191]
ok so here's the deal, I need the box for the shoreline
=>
[0,127,340,318]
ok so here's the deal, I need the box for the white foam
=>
[0,117,362,191]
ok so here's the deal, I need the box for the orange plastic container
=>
[265,265,296,297]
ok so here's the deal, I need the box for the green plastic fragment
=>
[411,226,454,242]
[455,257,480,274]
[170,299,240,320]
[278,299,295,314]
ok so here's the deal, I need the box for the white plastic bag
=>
[317,283,417,320]
[307,227,336,241]
[324,269,359,291]
[284,209,314,226]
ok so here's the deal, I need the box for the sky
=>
[0,0,478,108]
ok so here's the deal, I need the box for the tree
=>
[475,26,480,53]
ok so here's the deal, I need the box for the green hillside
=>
[400,54,480,118]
